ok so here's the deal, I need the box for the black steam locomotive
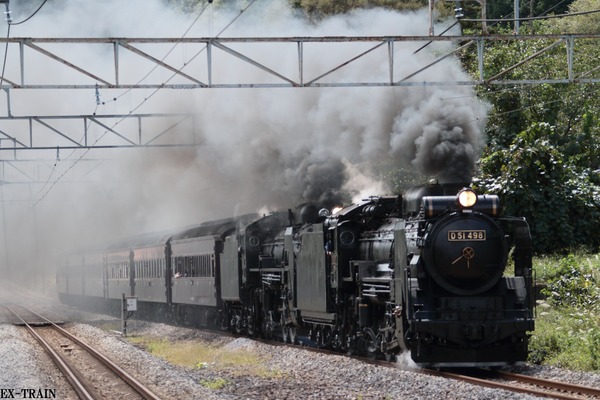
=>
[57,183,535,367]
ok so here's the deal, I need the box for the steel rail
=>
[37,311,163,400]
[4,302,163,400]
[494,370,600,398]
[1,303,95,400]
[258,335,598,399]
[429,369,600,400]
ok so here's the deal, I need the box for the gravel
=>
[2,299,600,399]
[0,324,77,399]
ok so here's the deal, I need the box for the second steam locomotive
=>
[57,183,535,367]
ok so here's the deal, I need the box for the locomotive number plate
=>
[448,230,486,241]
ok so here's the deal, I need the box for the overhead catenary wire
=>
[6,0,597,207]
[103,2,212,106]
[32,1,217,207]
[9,0,49,26]
[32,1,212,200]
[32,0,259,208]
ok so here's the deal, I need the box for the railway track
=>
[4,287,600,400]
[1,301,162,400]
[427,368,600,399]
[255,333,600,399]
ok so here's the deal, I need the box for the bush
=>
[541,254,600,308]
[529,253,600,370]
[529,306,600,369]
[475,123,600,253]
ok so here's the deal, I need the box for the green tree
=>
[471,0,600,253]
[552,0,600,33]
[475,123,600,253]
[291,0,427,15]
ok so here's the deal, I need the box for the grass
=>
[126,336,288,388]
[530,251,600,371]
[199,377,229,389]
[530,304,600,370]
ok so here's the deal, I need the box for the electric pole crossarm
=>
[87,117,138,146]
[0,113,196,151]
[484,39,566,84]
[398,40,475,83]
[144,115,193,146]
[118,42,207,87]
[209,40,298,87]
[33,117,85,147]
[0,129,27,148]
[24,41,113,87]
[304,40,388,87]
[0,35,594,90]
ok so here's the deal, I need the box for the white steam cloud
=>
[0,0,487,283]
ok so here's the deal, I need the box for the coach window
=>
[189,256,197,277]
[199,255,204,277]
[173,258,182,277]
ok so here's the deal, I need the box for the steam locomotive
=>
[57,183,535,367]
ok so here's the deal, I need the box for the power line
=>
[32,0,260,207]
[9,0,49,26]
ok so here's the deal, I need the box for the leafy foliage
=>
[541,254,600,308]
[530,253,600,370]
[290,0,427,14]
[472,0,600,254]
[529,306,600,369]
[475,123,600,253]
[199,377,229,389]
[552,0,600,34]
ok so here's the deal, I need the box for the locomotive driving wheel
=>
[263,311,276,339]
[288,326,297,344]
[280,313,297,344]
[320,326,333,347]
[281,324,297,344]
[246,306,256,337]
[232,313,243,334]
[363,328,378,359]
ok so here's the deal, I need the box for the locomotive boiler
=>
[57,183,535,367]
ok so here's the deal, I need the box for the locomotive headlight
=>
[457,188,477,208]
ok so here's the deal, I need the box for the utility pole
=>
[514,0,520,34]
[477,0,488,34]
[429,0,435,35]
